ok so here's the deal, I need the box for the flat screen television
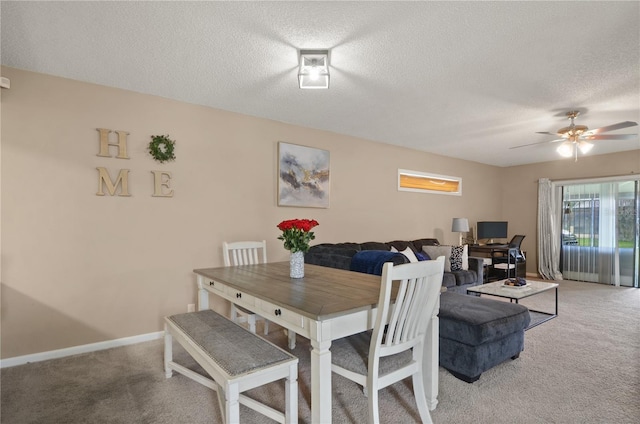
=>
[476,221,508,244]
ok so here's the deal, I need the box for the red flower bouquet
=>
[277,219,319,253]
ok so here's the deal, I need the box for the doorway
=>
[560,179,639,287]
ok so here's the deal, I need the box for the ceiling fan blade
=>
[510,138,565,149]
[535,131,559,136]
[584,121,638,135]
[582,134,638,141]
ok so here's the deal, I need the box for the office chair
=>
[491,235,526,279]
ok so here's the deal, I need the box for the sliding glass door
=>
[560,179,639,287]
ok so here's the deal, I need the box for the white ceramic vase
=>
[290,251,305,278]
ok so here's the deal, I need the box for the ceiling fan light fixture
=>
[557,142,573,157]
[298,50,329,89]
[578,140,594,154]
[519,111,638,162]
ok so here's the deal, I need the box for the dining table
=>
[194,262,440,423]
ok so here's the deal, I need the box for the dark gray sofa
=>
[304,238,484,294]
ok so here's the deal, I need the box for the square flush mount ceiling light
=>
[299,50,329,89]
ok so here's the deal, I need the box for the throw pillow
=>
[462,244,469,270]
[400,247,419,263]
[415,251,428,261]
[450,245,464,271]
[391,246,419,263]
[422,246,452,272]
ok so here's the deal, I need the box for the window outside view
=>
[561,180,639,287]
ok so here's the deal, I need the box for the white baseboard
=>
[0,331,164,369]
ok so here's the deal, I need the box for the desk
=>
[194,262,439,423]
[469,245,525,281]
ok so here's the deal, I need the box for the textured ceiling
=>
[2,1,639,167]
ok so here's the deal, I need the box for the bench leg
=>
[224,382,240,424]
[285,362,298,424]
[214,382,225,422]
[164,325,173,379]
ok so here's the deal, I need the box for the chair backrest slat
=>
[223,240,267,267]
[373,256,445,358]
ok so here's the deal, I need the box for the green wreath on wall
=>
[148,134,176,163]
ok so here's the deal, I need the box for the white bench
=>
[164,310,298,423]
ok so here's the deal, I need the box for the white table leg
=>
[310,337,332,423]
[197,275,209,311]
[422,302,439,410]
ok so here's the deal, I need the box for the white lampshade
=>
[556,142,573,157]
[578,140,594,154]
[451,218,470,232]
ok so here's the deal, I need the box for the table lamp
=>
[451,218,470,245]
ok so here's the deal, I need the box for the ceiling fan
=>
[511,111,638,161]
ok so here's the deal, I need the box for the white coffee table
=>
[466,279,558,329]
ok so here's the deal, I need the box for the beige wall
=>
[2,67,638,359]
[1,67,506,358]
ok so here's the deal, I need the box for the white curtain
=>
[559,177,638,287]
[598,183,621,286]
[537,178,563,280]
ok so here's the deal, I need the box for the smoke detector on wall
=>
[0,77,10,89]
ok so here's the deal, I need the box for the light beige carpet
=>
[2,280,639,423]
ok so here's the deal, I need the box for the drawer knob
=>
[209,281,214,286]
[275,309,282,316]
[236,293,241,298]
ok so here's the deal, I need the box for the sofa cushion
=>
[441,272,457,289]
[411,239,440,250]
[360,241,390,251]
[439,292,530,346]
[305,252,354,270]
[422,246,452,272]
[309,243,360,256]
[452,270,478,286]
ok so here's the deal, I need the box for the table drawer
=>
[256,299,304,330]
[225,286,256,308]
[205,279,226,296]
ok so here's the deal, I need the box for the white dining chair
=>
[330,256,445,424]
[222,240,270,336]
[223,240,297,349]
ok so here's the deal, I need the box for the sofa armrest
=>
[468,256,484,285]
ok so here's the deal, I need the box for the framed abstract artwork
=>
[278,142,330,208]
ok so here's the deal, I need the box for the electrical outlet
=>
[187,303,195,312]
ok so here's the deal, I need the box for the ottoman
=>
[439,292,531,382]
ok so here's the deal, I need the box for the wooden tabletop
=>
[194,262,383,321]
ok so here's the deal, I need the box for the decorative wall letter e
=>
[151,171,174,197]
